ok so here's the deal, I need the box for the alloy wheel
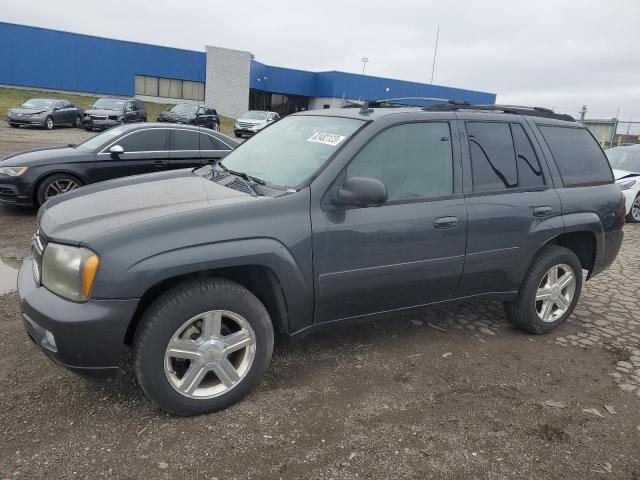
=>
[535,263,576,322]
[164,310,256,399]
[44,178,80,199]
[46,117,54,130]
[632,195,640,222]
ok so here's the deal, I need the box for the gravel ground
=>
[1,123,639,479]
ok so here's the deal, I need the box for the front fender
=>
[93,237,314,332]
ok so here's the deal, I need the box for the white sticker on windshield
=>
[307,132,346,147]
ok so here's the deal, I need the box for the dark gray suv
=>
[18,103,624,415]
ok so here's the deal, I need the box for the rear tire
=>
[504,245,582,334]
[134,278,274,416]
[9,123,19,128]
[626,193,640,223]
[73,115,82,128]
[234,133,242,138]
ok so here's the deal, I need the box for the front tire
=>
[9,123,19,128]
[134,278,274,416]
[36,173,83,206]
[504,245,582,334]
[626,193,640,223]
[44,116,54,130]
[73,115,82,128]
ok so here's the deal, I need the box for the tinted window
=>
[117,129,167,152]
[512,124,544,188]
[199,133,230,150]
[468,122,517,192]
[171,129,200,151]
[346,122,453,201]
[540,126,613,186]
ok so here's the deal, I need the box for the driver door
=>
[311,120,468,323]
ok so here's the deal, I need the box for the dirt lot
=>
[1,123,639,479]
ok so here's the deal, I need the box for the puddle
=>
[0,256,21,295]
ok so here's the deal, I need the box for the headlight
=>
[0,166,28,176]
[42,243,100,302]
[617,179,637,191]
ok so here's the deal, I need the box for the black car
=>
[17,103,624,416]
[7,98,83,130]
[82,98,147,131]
[0,123,238,206]
[157,104,220,131]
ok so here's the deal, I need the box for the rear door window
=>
[539,126,613,186]
[171,129,200,151]
[467,122,517,192]
[199,133,230,150]
[512,124,544,188]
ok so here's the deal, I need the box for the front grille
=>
[108,115,118,120]
[237,121,254,128]
[32,228,47,285]
[0,187,16,198]
[90,115,107,120]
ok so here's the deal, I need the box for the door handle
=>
[532,206,553,217]
[433,216,458,229]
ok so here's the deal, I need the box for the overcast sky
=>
[4,0,640,132]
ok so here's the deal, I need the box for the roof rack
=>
[423,103,575,122]
[371,97,470,107]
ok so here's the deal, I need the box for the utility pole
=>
[430,25,440,84]
[579,105,587,121]
[361,57,369,75]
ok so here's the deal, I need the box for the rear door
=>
[168,128,204,169]
[89,128,169,182]
[311,119,468,323]
[456,118,563,296]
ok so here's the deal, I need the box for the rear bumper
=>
[18,257,139,375]
[592,228,624,277]
[82,118,120,129]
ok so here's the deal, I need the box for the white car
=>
[606,145,640,223]
[233,110,280,138]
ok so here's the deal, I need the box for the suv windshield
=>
[21,99,55,109]
[171,104,198,115]
[74,126,128,152]
[606,147,640,173]
[92,99,126,111]
[220,115,364,188]
[242,111,268,121]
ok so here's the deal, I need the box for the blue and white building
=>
[0,22,496,118]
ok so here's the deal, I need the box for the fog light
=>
[44,329,56,348]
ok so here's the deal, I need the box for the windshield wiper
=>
[216,163,266,195]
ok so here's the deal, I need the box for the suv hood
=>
[39,169,262,243]
[612,168,640,180]
[1,146,87,166]
[158,111,193,121]
[86,108,122,116]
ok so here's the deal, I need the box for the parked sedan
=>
[606,144,640,222]
[157,104,220,131]
[7,98,83,130]
[0,124,238,207]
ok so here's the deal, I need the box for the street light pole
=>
[361,57,369,75]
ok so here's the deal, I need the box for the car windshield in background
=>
[220,115,364,188]
[243,111,268,121]
[171,104,198,114]
[74,126,128,152]
[606,147,640,173]
[92,99,126,111]
[21,99,55,109]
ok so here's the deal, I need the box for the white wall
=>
[205,45,251,119]
[308,97,358,110]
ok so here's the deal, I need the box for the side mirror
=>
[334,177,387,207]
[109,145,124,156]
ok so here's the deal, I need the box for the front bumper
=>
[18,257,139,375]
[0,176,34,206]
[82,117,120,129]
[8,116,45,126]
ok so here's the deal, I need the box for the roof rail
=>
[372,97,470,107]
[423,103,575,122]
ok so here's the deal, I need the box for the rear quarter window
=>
[539,126,613,186]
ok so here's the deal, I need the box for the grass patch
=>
[0,86,234,135]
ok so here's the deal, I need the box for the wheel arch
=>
[541,230,598,278]
[123,264,290,347]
